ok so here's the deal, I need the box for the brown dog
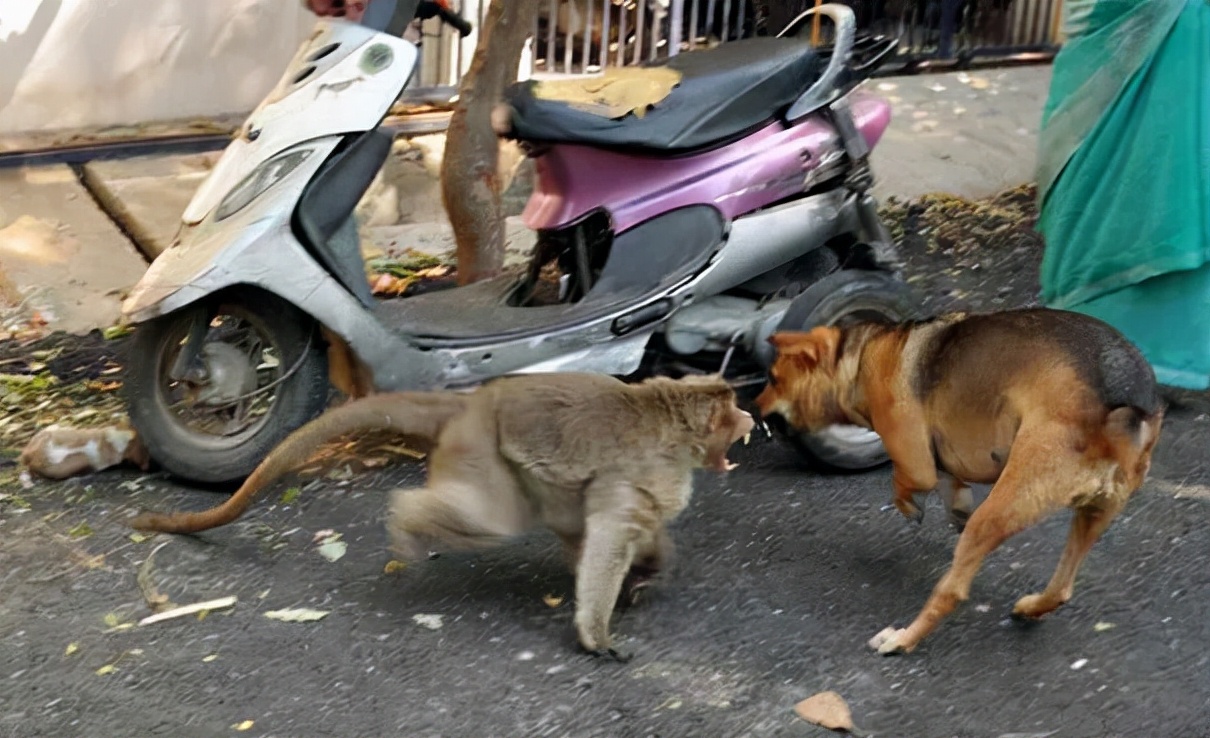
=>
[755,308,1164,655]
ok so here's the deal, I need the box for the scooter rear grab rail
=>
[777,2,857,122]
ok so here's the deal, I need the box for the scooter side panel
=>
[522,91,892,233]
[183,21,417,225]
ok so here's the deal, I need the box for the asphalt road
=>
[3,430,1210,738]
[3,189,1210,737]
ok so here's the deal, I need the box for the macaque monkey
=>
[131,372,754,660]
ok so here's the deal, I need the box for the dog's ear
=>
[767,327,841,368]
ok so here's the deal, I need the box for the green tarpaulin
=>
[1037,0,1210,389]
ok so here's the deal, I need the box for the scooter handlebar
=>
[417,1,474,37]
[777,3,857,122]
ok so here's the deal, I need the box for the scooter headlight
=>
[214,149,313,222]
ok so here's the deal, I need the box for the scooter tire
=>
[772,268,921,473]
[124,290,330,485]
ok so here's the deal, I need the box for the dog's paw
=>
[947,507,970,534]
[1011,593,1060,621]
[867,626,912,655]
[893,496,925,525]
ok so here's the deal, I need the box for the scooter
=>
[120,0,918,484]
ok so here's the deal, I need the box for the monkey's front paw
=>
[867,626,913,656]
[586,646,633,663]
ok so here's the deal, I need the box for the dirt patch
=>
[881,183,1044,315]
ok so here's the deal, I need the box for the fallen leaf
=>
[383,560,408,574]
[233,720,255,731]
[128,532,150,544]
[794,691,854,733]
[1071,658,1088,670]
[102,325,132,341]
[64,643,79,656]
[264,608,330,623]
[1093,621,1115,632]
[95,664,117,676]
[102,613,123,628]
[317,539,347,562]
[542,594,564,608]
[414,265,452,279]
[280,487,301,505]
[413,613,443,630]
[68,522,93,539]
[203,654,218,662]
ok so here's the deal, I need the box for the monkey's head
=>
[755,327,847,433]
[655,375,754,473]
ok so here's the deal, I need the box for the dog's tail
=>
[130,391,469,534]
[1102,404,1165,489]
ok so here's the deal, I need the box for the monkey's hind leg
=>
[620,526,674,608]
[386,479,534,561]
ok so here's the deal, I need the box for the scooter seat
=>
[501,37,821,153]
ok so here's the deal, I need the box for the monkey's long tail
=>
[129,391,469,534]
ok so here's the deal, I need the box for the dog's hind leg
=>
[939,475,975,533]
[1012,409,1162,619]
[869,423,1081,655]
[1011,495,1127,620]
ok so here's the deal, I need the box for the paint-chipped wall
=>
[0,0,314,134]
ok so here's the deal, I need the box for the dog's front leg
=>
[891,466,937,524]
[870,409,938,524]
[883,438,938,525]
[939,475,975,533]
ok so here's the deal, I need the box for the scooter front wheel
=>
[123,288,330,484]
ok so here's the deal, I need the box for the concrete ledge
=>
[80,152,220,259]
[0,165,149,334]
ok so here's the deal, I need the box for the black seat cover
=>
[375,206,725,345]
[504,37,821,152]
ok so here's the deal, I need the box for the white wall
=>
[0,0,315,134]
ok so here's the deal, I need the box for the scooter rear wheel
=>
[124,288,330,484]
[772,269,921,472]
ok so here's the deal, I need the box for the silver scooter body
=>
[124,9,879,390]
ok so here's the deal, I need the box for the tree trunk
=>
[441,0,540,286]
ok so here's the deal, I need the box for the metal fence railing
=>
[403,0,1062,97]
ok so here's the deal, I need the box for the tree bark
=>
[440,0,540,286]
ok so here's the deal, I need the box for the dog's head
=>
[755,326,847,432]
